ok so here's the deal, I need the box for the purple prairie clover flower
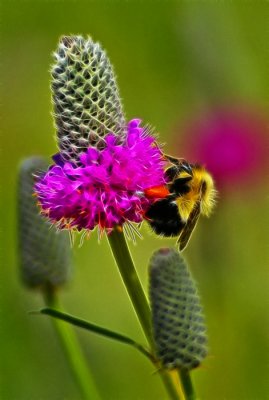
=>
[35,119,167,232]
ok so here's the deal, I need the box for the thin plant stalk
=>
[43,285,101,400]
[107,227,182,400]
[178,369,196,400]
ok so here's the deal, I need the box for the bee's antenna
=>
[162,153,186,165]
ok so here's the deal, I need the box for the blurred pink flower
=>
[178,105,269,192]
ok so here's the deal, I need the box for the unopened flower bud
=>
[149,248,208,370]
[18,157,72,288]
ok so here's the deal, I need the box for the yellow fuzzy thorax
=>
[176,166,216,222]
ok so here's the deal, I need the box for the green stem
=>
[107,228,182,400]
[178,369,196,400]
[43,285,101,400]
[39,307,154,363]
[107,228,153,344]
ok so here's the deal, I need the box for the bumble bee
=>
[144,155,217,251]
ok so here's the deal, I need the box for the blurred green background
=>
[2,1,269,399]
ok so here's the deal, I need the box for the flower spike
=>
[52,36,126,163]
[36,36,167,235]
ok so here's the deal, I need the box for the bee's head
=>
[165,160,193,182]
[179,161,193,176]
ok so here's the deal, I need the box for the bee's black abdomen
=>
[145,198,185,236]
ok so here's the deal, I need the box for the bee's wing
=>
[177,203,201,251]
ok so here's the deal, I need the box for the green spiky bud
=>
[18,157,72,288]
[149,248,208,371]
[51,35,126,163]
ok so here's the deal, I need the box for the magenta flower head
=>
[36,119,166,231]
[35,36,166,233]
[177,105,269,193]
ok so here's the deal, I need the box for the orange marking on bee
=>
[144,185,170,199]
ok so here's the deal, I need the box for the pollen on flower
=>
[35,119,167,233]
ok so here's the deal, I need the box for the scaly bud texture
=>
[51,35,126,163]
[149,248,208,370]
[18,157,72,288]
